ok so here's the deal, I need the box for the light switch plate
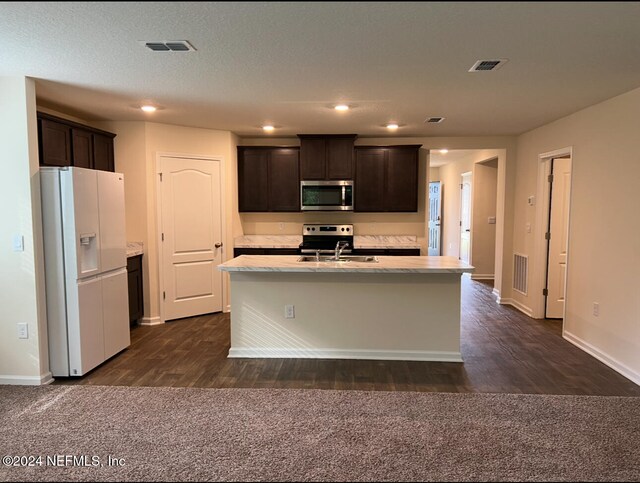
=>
[12,235,24,252]
[17,323,28,339]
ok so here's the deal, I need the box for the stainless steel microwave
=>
[300,180,354,211]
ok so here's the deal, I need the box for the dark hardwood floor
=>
[55,276,640,395]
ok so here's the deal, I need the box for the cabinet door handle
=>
[215,242,223,248]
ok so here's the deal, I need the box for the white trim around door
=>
[532,146,573,320]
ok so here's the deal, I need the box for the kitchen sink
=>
[297,255,379,263]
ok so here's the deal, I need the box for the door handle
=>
[465,229,470,232]
[215,242,223,248]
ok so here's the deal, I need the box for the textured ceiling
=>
[1,2,640,138]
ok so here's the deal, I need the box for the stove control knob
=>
[346,227,350,232]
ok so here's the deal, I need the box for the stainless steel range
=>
[299,224,353,255]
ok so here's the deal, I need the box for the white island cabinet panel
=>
[218,256,473,362]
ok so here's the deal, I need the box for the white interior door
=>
[546,157,572,318]
[428,181,442,256]
[459,173,472,263]
[159,156,223,321]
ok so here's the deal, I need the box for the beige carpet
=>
[0,385,638,482]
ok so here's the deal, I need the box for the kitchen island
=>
[218,255,474,362]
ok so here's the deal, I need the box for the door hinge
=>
[548,174,554,183]
[159,172,163,182]
[545,232,551,240]
[543,288,549,296]
[163,291,166,300]
[162,233,164,241]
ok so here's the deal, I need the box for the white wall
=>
[0,77,50,384]
[96,121,240,320]
[513,85,640,384]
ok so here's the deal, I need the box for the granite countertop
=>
[126,241,144,257]
[234,235,421,250]
[218,255,473,274]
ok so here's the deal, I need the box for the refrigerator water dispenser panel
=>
[79,232,99,276]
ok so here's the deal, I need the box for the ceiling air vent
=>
[468,59,508,72]
[142,40,196,52]
[425,117,445,124]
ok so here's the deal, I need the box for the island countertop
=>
[218,255,473,274]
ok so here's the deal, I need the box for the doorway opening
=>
[459,172,472,263]
[428,181,442,255]
[533,146,573,320]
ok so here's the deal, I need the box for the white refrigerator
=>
[40,166,130,377]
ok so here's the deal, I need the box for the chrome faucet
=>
[315,249,321,262]
[335,241,349,260]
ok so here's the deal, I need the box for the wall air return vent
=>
[142,40,196,52]
[425,117,445,124]
[513,253,528,295]
[468,59,508,72]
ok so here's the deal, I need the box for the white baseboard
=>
[492,288,500,300]
[139,316,163,326]
[498,298,534,318]
[228,348,463,362]
[224,304,231,313]
[471,274,495,280]
[0,372,54,386]
[563,330,640,387]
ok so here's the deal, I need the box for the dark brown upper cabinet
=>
[92,132,115,172]
[354,145,421,212]
[71,128,93,169]
[238,146,300,212]
[39,118,72,167]
[299,134,357,180]
[37,112,116,172]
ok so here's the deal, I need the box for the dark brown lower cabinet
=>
[127,255,144,326]
[234,248,300,257]
[234,248,420,257]
[352,248,421,256]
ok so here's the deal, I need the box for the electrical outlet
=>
[284,305,295,319]
[17,323,28,339]
[593,302,599,317]
[278,222,285,231]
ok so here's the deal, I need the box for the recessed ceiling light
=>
[439,149,449,154]
[262,125,275,132]
[140,105,157,112]
[334,104,350,111]
[386,123,399,130]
